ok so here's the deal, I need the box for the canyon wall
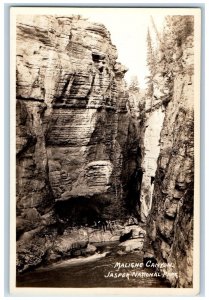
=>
[145,16,195,288]
[15,14,195,288]
[16,15,139,271]
[139,105,165,222]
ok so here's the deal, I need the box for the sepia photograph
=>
[10,6,201,296]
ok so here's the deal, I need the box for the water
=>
[16,242,171,288]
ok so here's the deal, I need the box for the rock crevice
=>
[16,15,195,289]
[144,16,194,288]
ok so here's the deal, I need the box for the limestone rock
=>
[146,18,194,288]
[118,238,144,252]
[139,106,165,222]
[53,230,89,255]
[16,15,133,219]
[16,15,137,271]
[120,225,146,239]
[88,229,120,243]
[16,235,49,272]
[85,244,97,255]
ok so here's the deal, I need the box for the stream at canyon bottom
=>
[16,242,171,288]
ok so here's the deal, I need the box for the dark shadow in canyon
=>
[54,195,110,234]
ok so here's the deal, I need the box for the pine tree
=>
[146,29,155,73]
[129,76,140,92]
[146,29,155,98]
[163,16,194,63]
[150,16,162,44]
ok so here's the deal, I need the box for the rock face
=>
[16,15,195,287]
[145,16,194,288]
[118,225,146,253]
[118,238,144,252]
[139,38,174,222]
[16,15,139,271]
[125,87,145,216]
[139,105,165,222]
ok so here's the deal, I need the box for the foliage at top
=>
[145,15,194,98]
[129,75,140,92]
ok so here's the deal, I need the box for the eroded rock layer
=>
[16,15,140,271]
[16,15,195,288]
[145,16,195,288]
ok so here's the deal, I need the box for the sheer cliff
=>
[16,15,140,271]
[144,16,195,288]
[16,14,195,289]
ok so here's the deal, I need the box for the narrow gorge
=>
[16,14,195,288]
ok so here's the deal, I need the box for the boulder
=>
[53,233,88,255]
[120,225,146,240]
[16,236,49,272]
[118,238,144,253]
[89,230,117,243]
[84,244,97,256]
